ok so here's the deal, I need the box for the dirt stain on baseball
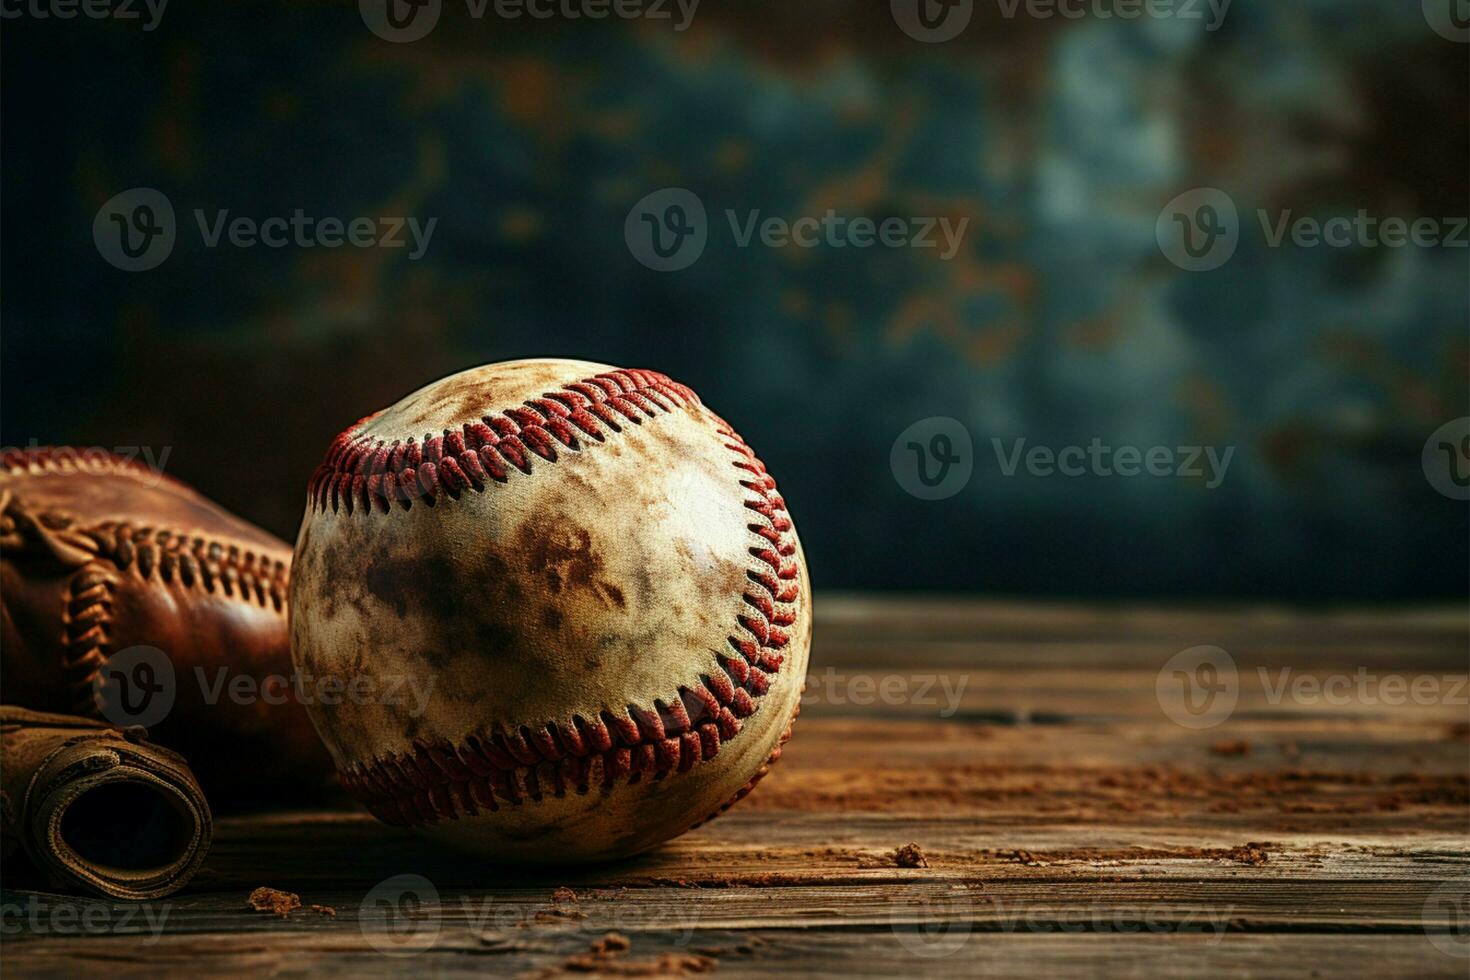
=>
[364,546,461,622]
[519,521,626,610]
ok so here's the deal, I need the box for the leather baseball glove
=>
[0,447,330,803]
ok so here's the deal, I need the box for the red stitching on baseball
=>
[321,371,802,829]
[306,370,700,516]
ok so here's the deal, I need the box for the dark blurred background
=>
[3,1,1467,600]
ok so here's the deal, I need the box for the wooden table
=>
[5,598,1468,977]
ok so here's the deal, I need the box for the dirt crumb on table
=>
[590,932,631,955]
[892,842,930,868]
[1222,842,1272,865]
[552,886,579,903]
[309,904,336,917]
[1210,740,1252,756]
[976,844,1278,866]
[549,931,716,976]
[247,887,301,918]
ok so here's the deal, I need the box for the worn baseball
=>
[290,359,810,862]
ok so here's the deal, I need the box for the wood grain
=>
[4,597,1467,977]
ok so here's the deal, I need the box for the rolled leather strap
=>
[0,705,211,900]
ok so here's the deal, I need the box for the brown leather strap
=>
[0,705,211,900]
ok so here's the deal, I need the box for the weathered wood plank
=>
[744,718,1468,822]
[2,927,1465,978]
[176,809,1470,888]
[5,877,1466,936]
[797,669,1470,723]
[2,599,1465,978]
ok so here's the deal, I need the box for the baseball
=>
[290,359,811,862]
